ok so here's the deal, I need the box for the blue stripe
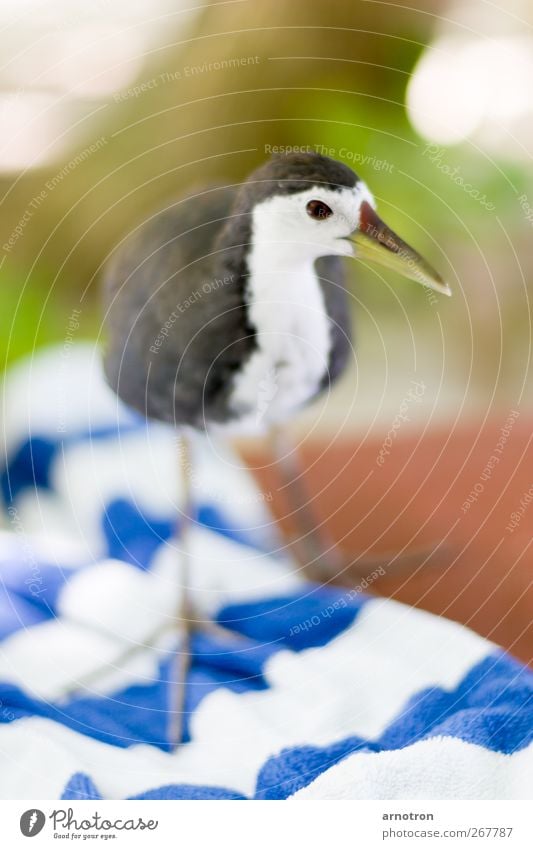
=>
[102,499,174,570]
[255,651,533,798]
[0,557,73,615]
[61,772,102,801]
[61,772,247,800]
[1,424,141,506]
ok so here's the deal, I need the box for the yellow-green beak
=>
[352,200,451,296]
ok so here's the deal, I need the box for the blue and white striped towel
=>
[0,344,531,800]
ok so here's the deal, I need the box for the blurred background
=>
[0,0,531,659]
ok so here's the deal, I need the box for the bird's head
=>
[240,152,450,296]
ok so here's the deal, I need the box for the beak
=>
[351,200,451,296]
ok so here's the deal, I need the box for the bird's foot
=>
[291,540,449,586]
[341,542,449,580]
[55,610,246,751]
[166,613,249,751]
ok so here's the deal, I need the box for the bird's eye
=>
[306,200,333,220]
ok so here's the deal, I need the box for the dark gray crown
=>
[242,152,358,204]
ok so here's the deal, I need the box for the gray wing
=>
[315,255,353,391]
[102,185,254,426]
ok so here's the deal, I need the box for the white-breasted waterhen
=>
[101,153,450,747]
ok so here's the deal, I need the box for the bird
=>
[101,152,450,746]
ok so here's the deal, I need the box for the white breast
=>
[228,255,332,432]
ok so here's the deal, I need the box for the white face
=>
[250,183,375,263]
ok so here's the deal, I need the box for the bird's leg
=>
[55,432,248,726]
[166,431,195,750]
[167,433,252,749]
[268,426,446,584]
[268,425,344,582]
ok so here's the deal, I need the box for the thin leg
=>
[57,432,247,717]
[268,426,447,583]
[269,424,343,582]
[166,431,194,750]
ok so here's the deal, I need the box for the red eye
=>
[306,200,333,220]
